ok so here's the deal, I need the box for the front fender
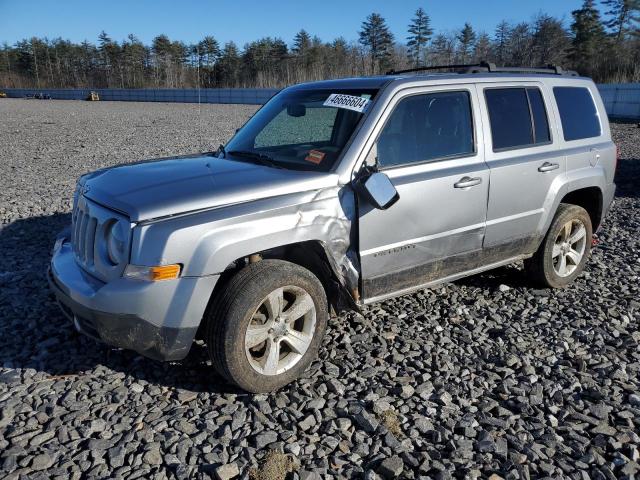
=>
[130,187,357,283]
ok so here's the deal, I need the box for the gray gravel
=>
[1,99,639,479]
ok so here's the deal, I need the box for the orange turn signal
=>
[123,264,182,282]
[149,264,181,281]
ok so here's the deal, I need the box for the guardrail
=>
[0,87,280,105]
[2,84,640,119]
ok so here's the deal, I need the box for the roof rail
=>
[386,61,579,77]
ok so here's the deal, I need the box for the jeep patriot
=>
[49,64,616,392]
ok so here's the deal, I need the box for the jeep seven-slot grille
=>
[70,194,130,282]
[72,200,98,267]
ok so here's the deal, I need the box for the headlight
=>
[106,220,128,265]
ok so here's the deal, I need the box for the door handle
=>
[538,162,559,172]
[454,176,482,188]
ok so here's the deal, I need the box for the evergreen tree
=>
[359,13,395,73]
[494,20,511,65]
[327,37,349,76]
[198,36,220,67]
[473,33,492,62]
[194,36,220,87]
[406,7,433,67]
[97,31,117,85]
[571,0,607,74]
[457,23,476,63]
[122,34,147,88]
[3,7,640,88]
[602,0,640,41]
[242,37,288,86]
[14,40,35,83]
[531,14,571,66]
[292,30,312,55]
[506,22,533,66]
[429,33,455,65]
[216,41,241,87]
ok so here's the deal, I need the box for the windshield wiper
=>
[227,150,284,169]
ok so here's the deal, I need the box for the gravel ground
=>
[0,99,639,480]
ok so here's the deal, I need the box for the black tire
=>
[524,203,593,288]
[205,259,328,393]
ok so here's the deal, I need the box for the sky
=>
[0,0,589,47]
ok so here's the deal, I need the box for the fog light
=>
[124,264,181,281]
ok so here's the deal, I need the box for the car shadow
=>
[0,212,244,395]
[455,263,531,290]
[615,156,640,199]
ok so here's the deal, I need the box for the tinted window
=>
[377,91,474,167]
[553,87,601,141]
[485,88,533,150]
[485,87,553,150]
[527,88,551,143]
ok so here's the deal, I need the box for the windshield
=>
[223,88,378,171]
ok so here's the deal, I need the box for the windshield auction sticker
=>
[323,93,371,113]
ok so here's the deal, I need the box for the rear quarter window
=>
[553,86,601,141]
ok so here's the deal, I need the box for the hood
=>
[82,154,339,221]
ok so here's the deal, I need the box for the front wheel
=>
[205,260,328,393]
[524,203,592,288]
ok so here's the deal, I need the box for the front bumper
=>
[49,232,219,361]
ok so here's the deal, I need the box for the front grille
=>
[72,200,98,267]
[70,195,130,282]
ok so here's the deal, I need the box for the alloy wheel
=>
[244,285,316,376]
[552,219,587,277]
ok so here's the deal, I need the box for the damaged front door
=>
[357,86,490,302]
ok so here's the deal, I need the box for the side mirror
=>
[286,103,306,117]
[355,171,399,210]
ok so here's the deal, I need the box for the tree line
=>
[1,0,638,90]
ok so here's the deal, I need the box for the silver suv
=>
[50,64,616,392]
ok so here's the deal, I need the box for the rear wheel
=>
[205,260,328,393]
[524,203,592,288]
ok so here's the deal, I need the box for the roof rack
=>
[386,61,578,77]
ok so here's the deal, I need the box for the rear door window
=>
[553,87,601,141]
[485,87,551,151]
[527,88,551,144]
